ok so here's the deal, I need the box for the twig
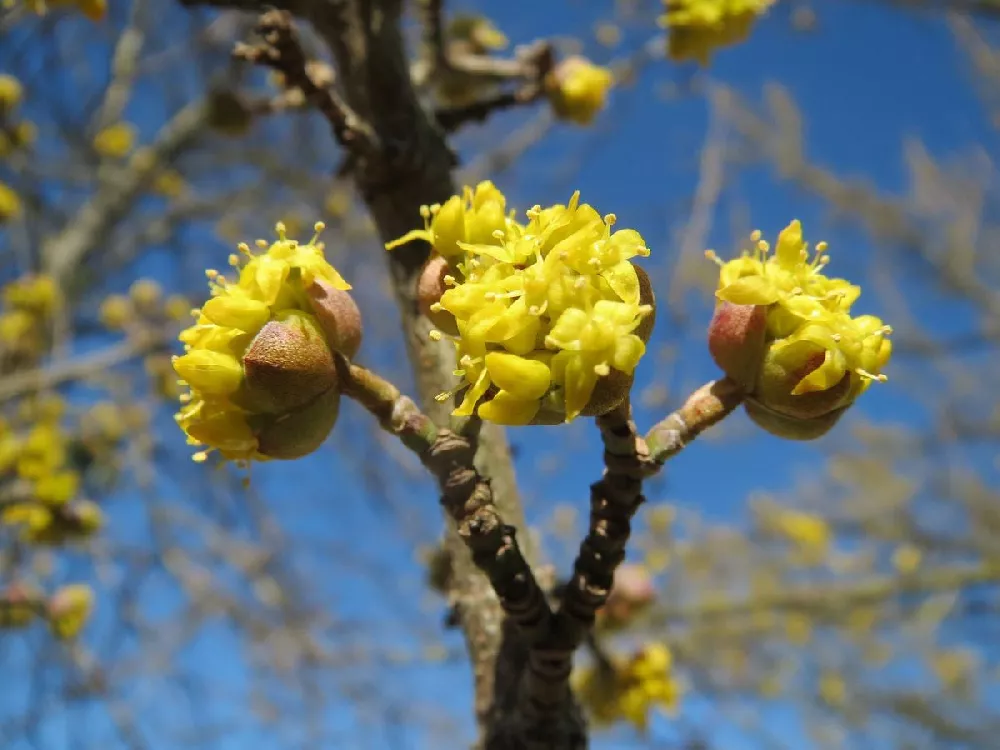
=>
[0,329,172,403]
[233,10,377,156]
[435,86,545,133]
[643,378,745,472]
[337,358,552,643]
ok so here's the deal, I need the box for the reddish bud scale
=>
[707,302,766,390]
[306,278,363,359]
[417,255,460,335]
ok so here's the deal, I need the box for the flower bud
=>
[744,398,846,441]
[175,223,353,462]
[1,583,40,629]
[47,584,94,641]
[306,278,363,358]
[545,56,614,125]
[597,563,656,630]
[707,302,766,390]
[754,340,852,419]
[417,255,460,336]
[253,387,341,459]
[241,310,338,414]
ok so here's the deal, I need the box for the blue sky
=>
[2,1,995,748]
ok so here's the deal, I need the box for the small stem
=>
[337,359,552,643]
[643,377,745,473]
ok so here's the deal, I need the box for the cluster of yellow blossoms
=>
[0,396,106,545]
[574,643,681,731]
[660,0,775,65]
[387,182,655,425]
[544,57,614,126]
[0,581,94,639]
[0,274,57,363]
[707,221,892,439]
[0,73,33,224]
[173,223,360,462]
[5,0,107,21]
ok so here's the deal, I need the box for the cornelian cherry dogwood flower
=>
[174,223,361,462]
[387,183,656,425]
[707,221,892,439]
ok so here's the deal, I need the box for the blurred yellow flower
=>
[47,584,94,640]
[660,0,775,65]
[574,643,681,731]
[0,74,23,111]
[0,181,22,223]
[93,122,136,159]
[545,56,614,126]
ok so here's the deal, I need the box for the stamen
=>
[604,213,617,226]
[237,242,252,256]
[429,302,444,312]
[856,368,887,383]
[594,363,611,377]
[419,205,431,219]
[255,239,269,249]
[750,229,762,242]
[429,330,444,341]
[275,221,287,239]
[705,249,724,267]
[192,450,210,463]
[492,229,505,240]
[443,275,457,286]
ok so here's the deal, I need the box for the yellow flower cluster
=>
[707,221,892,439]
[0,274,57,358]
[0,396,104,545]
[47,583,94,640]
[0,73,36,160]
[574,644,681,731]
[174,223,357,463]
[93,121,137,159]
[545,57,614,126]
[17,0,107,21]
[387,182,654,425]
[660,0,775,65]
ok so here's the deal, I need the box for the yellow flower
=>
[545,57,614,126]
[385,180,508,259]
[99,294,132,329]
[574,643,681,731]
[660,0,775,65]
[0,181,22,223]
[174,222,358,463]
[152,169,186,198]
[707,221,892,440]
[47,584,94,640]
[93,122,137,159]
[129,278,162,312]
[772,509,831,553]
[389,187,655,424]
[0,74,23,111]
[3,274,58,316]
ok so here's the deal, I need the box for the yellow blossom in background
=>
[0,181,21,223]
[29,0,106,21]
[152,169,187,199]
[47,584,94,640]
[574,643,681,731]
[174,222,360,463]
[545,56,614,125]
[772,508,831,553]
[387,183,655,424]
[93,122,137,159]
[707,220,892,440]
[99,294,132,329]
[3,274,58,316]
[0,74,23,111]
[660,0,775,65]
[129,278,162,312]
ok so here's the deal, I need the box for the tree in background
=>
[0,1,997,748]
